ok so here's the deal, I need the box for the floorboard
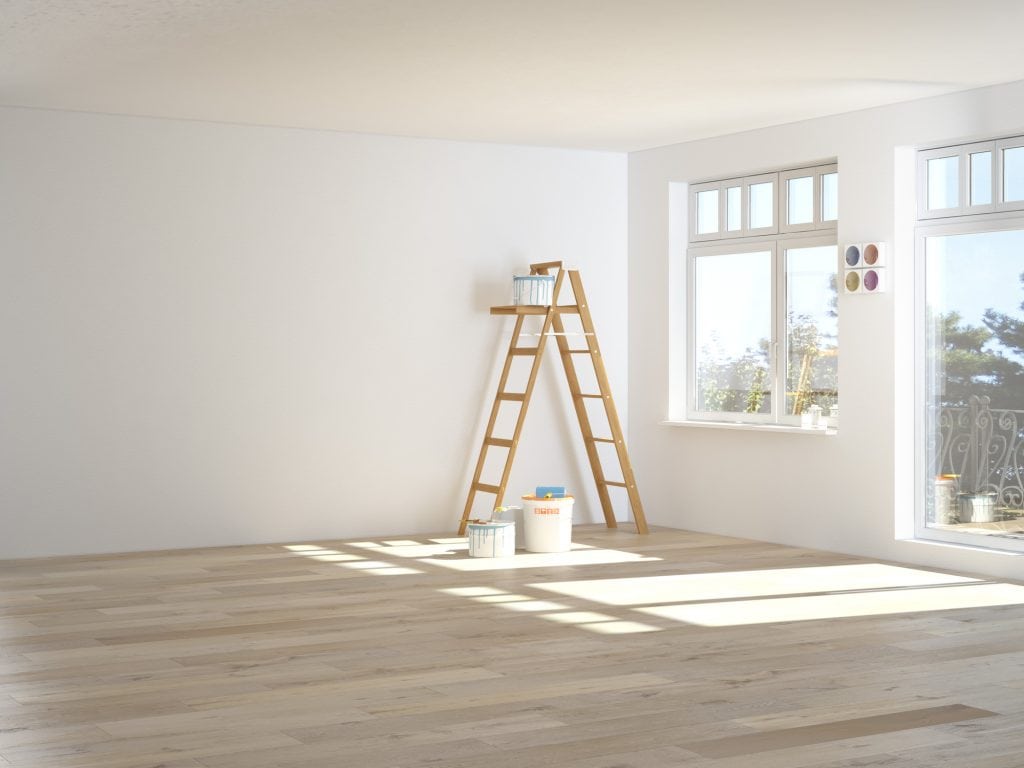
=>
[1,526,1022,767]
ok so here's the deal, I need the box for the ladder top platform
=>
[490,304,579,315]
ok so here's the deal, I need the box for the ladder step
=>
[498,393,526,401]
[603,481,629,488]
[490,305,581,315]
[510,348,539,355]
[475,483,501,494]
[485,438,514,448]
[564,349,593,354]
[577,393,604,399]
[588,437,617,444]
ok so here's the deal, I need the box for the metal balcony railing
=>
[933,395,1024,509]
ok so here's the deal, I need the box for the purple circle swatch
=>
[845,245,861,266]
[864,269,879,291]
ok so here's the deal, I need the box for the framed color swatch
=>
[843,243,886,293]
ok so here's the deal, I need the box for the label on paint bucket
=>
[520,495,574,552]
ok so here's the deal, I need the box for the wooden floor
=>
[3,526,1024,768]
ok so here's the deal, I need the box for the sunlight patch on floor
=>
[282,544,423,575]
[438,587,661,634]
[419,545,657,571]
[531,563,982,606]
[522,563,1024,627]
[636,581,1024,626]
[309,553,365,562]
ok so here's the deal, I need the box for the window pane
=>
[822,172,838,221]
[970,151,992,206]
[749,182,773,229]
[924,228,1024,541]
[696,189,719,234]
[785,246,838,416]
[726,186,741,231]
[927,155,959,210]
[694,250,772,415]
[787,176,813,225]
[1004,146,1024,202]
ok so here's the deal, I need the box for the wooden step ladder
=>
[458,261,648,535]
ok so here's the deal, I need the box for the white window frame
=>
[914,212,1024,554]
[744,172,779,238]
[686,162,839,427]
[687,239,779,424]
[687,231,839,426]
[996,136,1024,212]
[688,173,781,242]
[780,164,839,233]
[918,136,1024,220]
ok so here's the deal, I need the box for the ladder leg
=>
[566,270,649,534]
[549,310,617,528]
[459,315,525,534]
[458,270,567,535]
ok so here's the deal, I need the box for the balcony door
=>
[919,222,1024,551]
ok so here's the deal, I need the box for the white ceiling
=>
[3,0,1024,152]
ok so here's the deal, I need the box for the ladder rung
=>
[588,437,616,444]
[555,305,580,314]
[475,483,501,494]
[577,393,604,399]
[510,348,539,355]
[498,393,526,401]
[603,481,629,488]
[485,438,514,448]
[564,349,593,354]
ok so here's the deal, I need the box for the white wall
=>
[629,80,1024,581]
[0,106,628,558]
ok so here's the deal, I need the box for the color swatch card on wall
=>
[844,242,886,293]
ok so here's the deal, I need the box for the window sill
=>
[662,419,837,435]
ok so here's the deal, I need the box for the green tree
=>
[934,311,1008,407]
[981,272,1024,408]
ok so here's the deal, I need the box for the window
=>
[917,134,1024,553]
[689,172,780,242]
[687,164,838,425]
[918,137,1024,219]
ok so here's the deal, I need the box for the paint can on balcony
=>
[521,494,574,552]
[958,492,996,523]
[933,475,957,524]
[467,520,516,558]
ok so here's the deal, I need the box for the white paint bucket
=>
[512,275,555,306]
[958,493,996,523]
[521,495,574,552]
[467,521,516,558]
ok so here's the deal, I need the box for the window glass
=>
[696,189,719,234]
[1004,147,1024,202]
[726,186,742,231]
[787,176,814,225]
[927,155,959,210]
[694,250,772,414]
[821,172,838,221]
[970,151,992,206]
[923,228,1024,542]
[749,182,773,229]
[786,245,838,416]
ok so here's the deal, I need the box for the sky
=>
[928,229,1024,361]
